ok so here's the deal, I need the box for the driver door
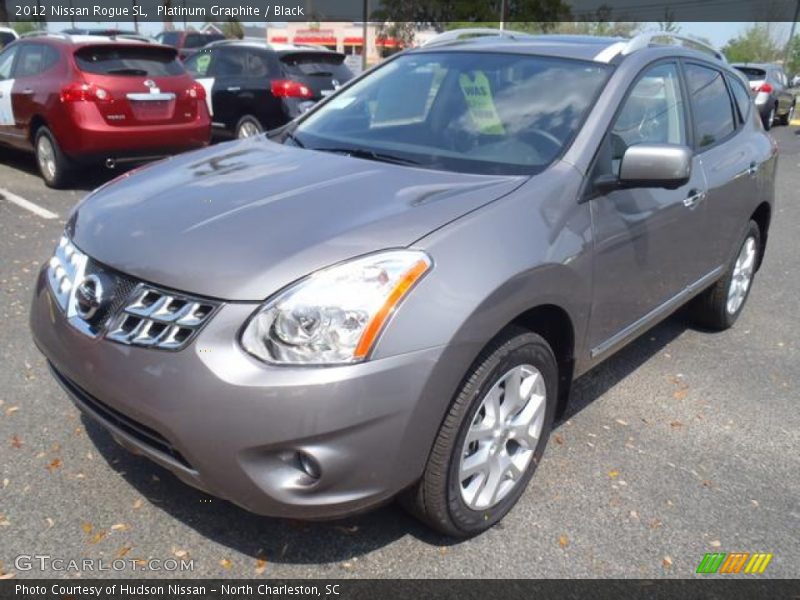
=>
[587,61,709,358]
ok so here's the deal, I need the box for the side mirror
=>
[595,144,692,193]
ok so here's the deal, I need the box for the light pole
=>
[362,0,368,71]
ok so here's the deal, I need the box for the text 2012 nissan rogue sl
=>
[30,32,777,536]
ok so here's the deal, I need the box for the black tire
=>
[235,115,263,139]
[779,102,795,126]
[402,328,557,537]
[691,220,761,331]
[762,105,775,131]
[34,127,73,189]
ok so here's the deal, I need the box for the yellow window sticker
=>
[458,71,505,135]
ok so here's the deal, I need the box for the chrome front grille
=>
[46,235,219,351]
[106,286,217,350]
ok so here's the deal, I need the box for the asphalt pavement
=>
[0,129,798,579]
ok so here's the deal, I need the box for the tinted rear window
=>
[735,67,766,81]
[280,53,353,81]
[0,32,16,48]
[156,32,181,47]
[75,45,184,77]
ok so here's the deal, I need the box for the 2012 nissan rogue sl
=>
[30,31,777,536]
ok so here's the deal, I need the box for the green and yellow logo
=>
[696,552,773,574]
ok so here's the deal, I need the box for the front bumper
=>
[30,268,444,519]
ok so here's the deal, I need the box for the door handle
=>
[747,161,758,177]
[21,88,34,95]
[226,86,241,92]
[683,189,707,209]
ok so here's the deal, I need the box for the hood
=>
[71,138,525,300]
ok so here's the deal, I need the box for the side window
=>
[684,63,736,148]
[727,74,751,124]
[212,48,245,77]
[14,44,45,78]
[244,51,270,78]
[185,49,212,77]
[602,62,687,176]
[0,46,18,79]
[184,34,205,50]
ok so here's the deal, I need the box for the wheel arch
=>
[28,114,49,145]
[750,201,771,270]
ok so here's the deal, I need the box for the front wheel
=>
[691,221,760,331]
[402,328,557,537]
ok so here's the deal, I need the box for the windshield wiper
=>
[314,147,420,166]
[283,131,305,148]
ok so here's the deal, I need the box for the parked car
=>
[732,62,796,129]
[0,33,211,187]
[0,27,19,49]
[31,31,776,536]
[155,30,225,61]
[183,40,354,138]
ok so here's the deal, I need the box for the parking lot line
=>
[0,187,59,220]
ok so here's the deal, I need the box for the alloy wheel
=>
[237,120,262,139]
[37,136,56,182]
[727,236,757,315]
[458,364,546,510]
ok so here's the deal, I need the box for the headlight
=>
[240,250,431,365]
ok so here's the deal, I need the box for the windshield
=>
[293,51,609,175]
[734,67,767,81]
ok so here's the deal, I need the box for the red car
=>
[0,33,211,187]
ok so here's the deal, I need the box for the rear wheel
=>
[35,127,73,189]
[691,221,760,331]
[402,328,557,537]
[235,115,263,139]
[762,105,775,130]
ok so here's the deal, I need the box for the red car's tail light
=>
[270,79,312,99]
[60,83,112,103]
[186,82,206,101]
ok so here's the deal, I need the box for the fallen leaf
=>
[220,558,232,569]
[439,547,448,555]
[254,558,267,574]
[553,434,564,445]
[111,523,129,531]
[615,419,628,426]
[0,515,9,527]
[10,436,22,449]
[89,531,106,544]
[751,500,759,507]
[341,562,354,569]
[709,540,721,548]
[45,518,54,529]
[2,479,8,488]
[116,546,132,559]
[629,510,639,520]
[81,523,93,534]
[558,534,569,549]
[663,556,673,568]
[608,470,620,479]
[670,421,684,429]
[648,519,663,529]
[4,406,19,416]
[701,480,713,488]
[673,389,688,400]
[46,458,62,472]
[173,549,188,559]
[132,499,144,510]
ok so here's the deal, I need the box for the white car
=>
[0,27,18,49]
[792,74,800,88]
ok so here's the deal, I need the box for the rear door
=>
[0,45,18,139]
[205,46,248,129]
[278,51,353,101]
[73,44,201,128]
[685,62,760,269]
[10,43,60,144]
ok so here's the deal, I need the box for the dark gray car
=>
[733,62,796,129]
[30,31,777,537]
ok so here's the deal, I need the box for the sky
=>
[43,21,755,48]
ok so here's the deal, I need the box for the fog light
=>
[298,452,321,480]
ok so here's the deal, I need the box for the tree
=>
[786,35,800,76]
[12,21,40,35]
[657,9,680,34]
[221,18,244,40]
[722,23,781,64]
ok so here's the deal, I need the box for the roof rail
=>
[597,32,726,63]
[422,28,528,48]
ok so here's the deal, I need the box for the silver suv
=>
[733,62,796,129]
[31,31,777,536]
